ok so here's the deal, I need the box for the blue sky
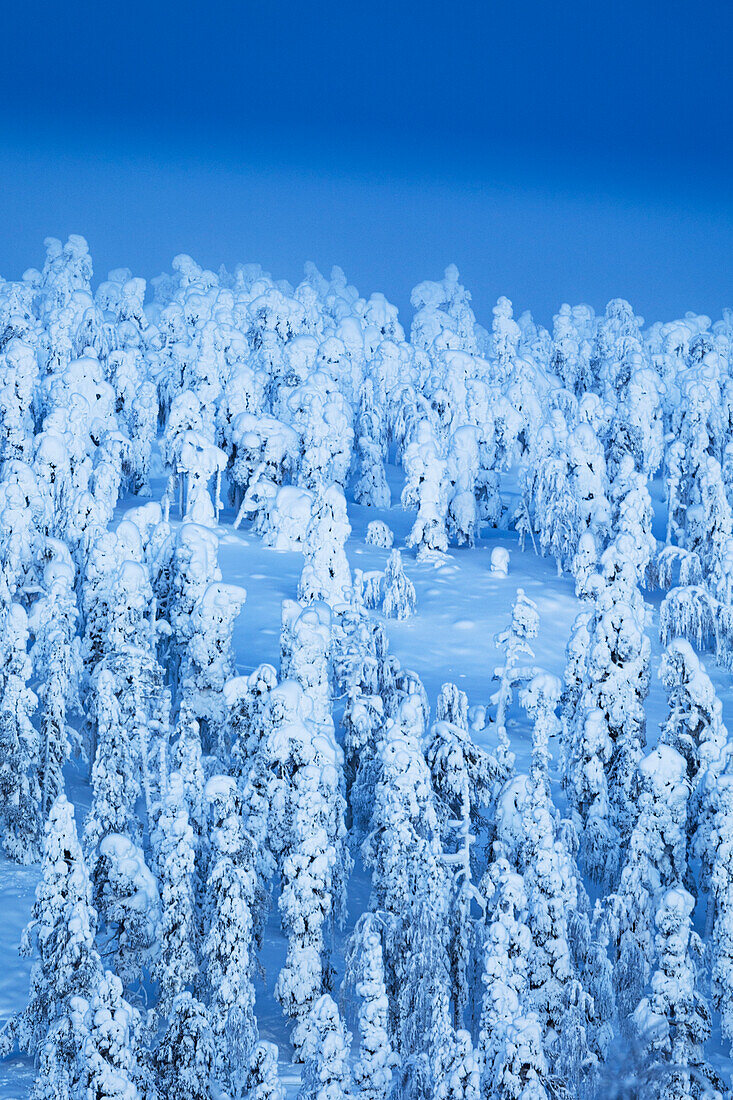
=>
[1,0,731,324]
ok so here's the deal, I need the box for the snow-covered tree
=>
[345,912,398,1100]
[519,677,593,1076]
[609,746,689,1024]
[352,377,390,508]
[155,993,214,1100]
[365,520,393,548]
[153,780,199,1014]
[485,1012,554,1100]
[426,697,505,1028]
[492,589,540,773]
[202,776,258,1086]
[273,694,351,1056]
[297,994,352,1100]
[632,886,723,1100]
[0,795,100,1059]
[710,770,733,1054]
[280,599,332,730]
[0,602,42,863]
[298,485,352,608]
[401,418,450,558]
[29,559,82,816]
[84,668,139,854]
[382,549,416,620]
[92,833,160,988]
[562,543,651,879]
[478,858,534,1092]
[244,1041,286,1100]
[180,580,246,753]
[79,969,154,1100]
[659,639,728,880]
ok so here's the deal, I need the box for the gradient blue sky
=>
[1,0,731,324]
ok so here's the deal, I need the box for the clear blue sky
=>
[1,0,731,324]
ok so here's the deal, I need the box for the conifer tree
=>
[633,887,723,1100]
[155,993,215,1100]
[492,589,540,772]
[153,778,199,1015]
[382,549,417,620]
[29,558,82,816]
[80,970,154,1100]
[0,602,42,863]
[244,1041,287,1100]
[297,994,352,1100]
[609,746,689,1026]
[202,776,259,1087]
[0,795,100,1059]
[345,913,398,1100]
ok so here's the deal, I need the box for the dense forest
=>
[0,236,733,1099]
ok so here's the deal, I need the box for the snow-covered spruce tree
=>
[561,542,651,881]
[0,794,101,1060]
[29,997,89,1100]
[518,672,596,1082]
[243,1041,286,1100]
[361,695,451,1066]
[485,1012,555,1100]
[280,598,332,730]
[607,363,664,481]
[401,416,450,558]
[394,877,455,1100]
[29,558,82,816]
[550,303,593,397]
[92,833,160,989]
[608,745,689,1026]
[343,687,384,831]
[659,639,728,877]
[521,418,611,578]
[477,857,534,1094]
[154,992,215,1100]
[382,548,417,620]
[425,694,507,1028]
[352,376,390,508]
[447,424,480,547]
[153,778,199,1015]
[288,377,354,497]
[0,601,42,863]
[665,376,718,550]
[79,969,154,1100]
[710,769,733,1058]
[180,580,247,754]
[202,776,259,1088]
[273,699,352,1057]
[172,701,207,840]
[434,1028,480,1100]
[86,556,170,824]
[344,912,398,1100]
[659,639,727,784]
[686,454,733,596]
[297,994,352,1100]
[298,484,353,608]
[0,337,39,464]
[492,588,540,773]
[632,886,724,1100]
[226,664,278,896]
[84,667,140,855]
[162,520,222,684]
[608,451,657,584]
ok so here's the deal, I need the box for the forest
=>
[0,235,732,1099]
